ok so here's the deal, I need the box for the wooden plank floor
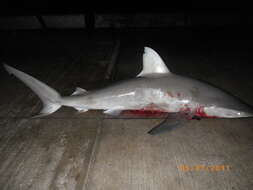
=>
[86,119,253,190]
[0,31,253,190]
[0,119,100,190]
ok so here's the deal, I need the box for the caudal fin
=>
[4,64,62,117]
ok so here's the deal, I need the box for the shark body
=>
[4,47,253,133]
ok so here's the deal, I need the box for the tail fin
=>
[3,64,62,117]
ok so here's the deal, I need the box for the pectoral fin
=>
[148,113,189,135]
[148,119,181,135]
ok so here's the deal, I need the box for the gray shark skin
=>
[3,47,253,133]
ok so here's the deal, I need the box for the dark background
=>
[0,4,253,75]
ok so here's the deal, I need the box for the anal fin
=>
[103,109,122,116]
[74,107,88,113]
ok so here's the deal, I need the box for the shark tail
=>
[4,64,62,117]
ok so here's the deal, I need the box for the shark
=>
[3,47,253,134]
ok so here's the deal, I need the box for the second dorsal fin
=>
[71,87,87,96]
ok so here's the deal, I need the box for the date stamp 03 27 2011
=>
[178,164,231,172]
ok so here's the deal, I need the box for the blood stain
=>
[122,103,167,117]
[195,107,217,118]
[167,92,174,97]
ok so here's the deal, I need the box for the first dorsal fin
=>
[137,47,170,77]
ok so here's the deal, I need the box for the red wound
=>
[195,107,217,118]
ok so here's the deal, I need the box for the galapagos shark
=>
[3,47,253,134]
